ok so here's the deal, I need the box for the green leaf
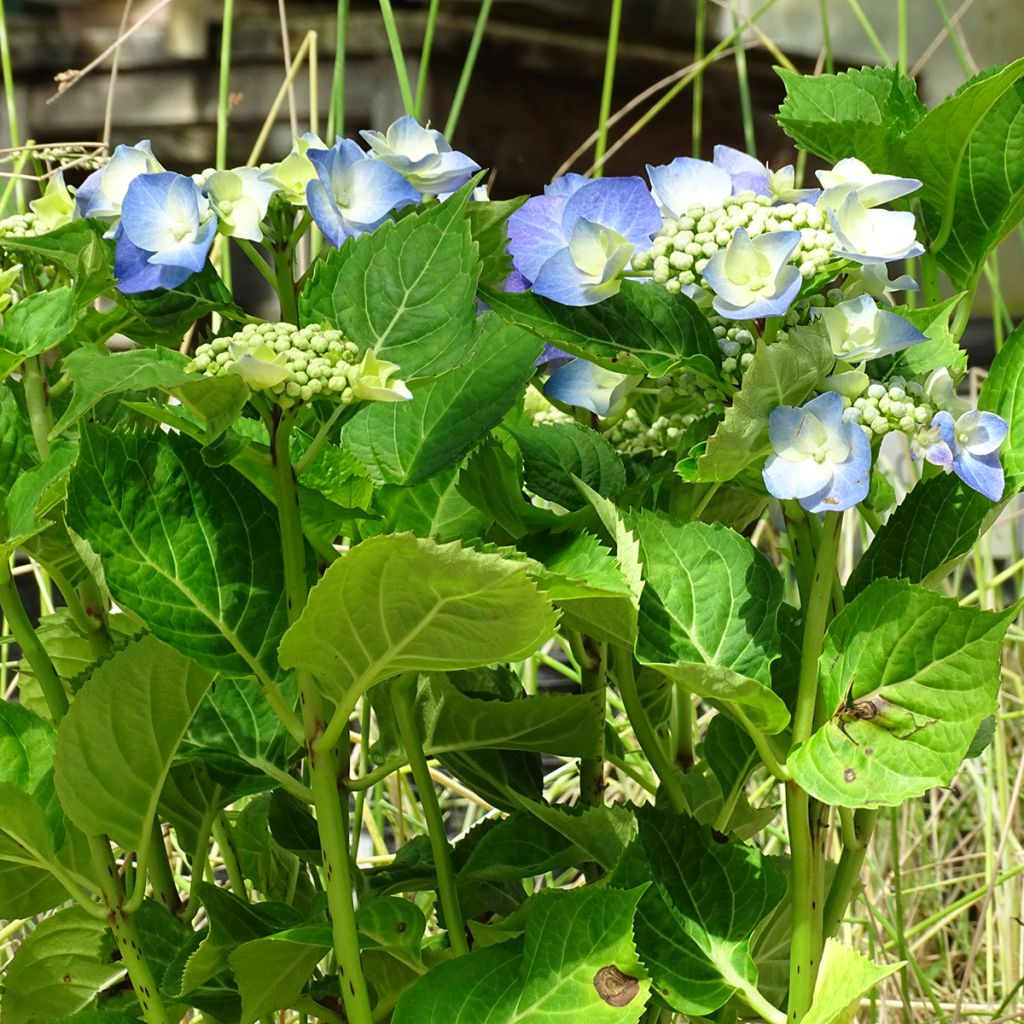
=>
[508,421,625,511]
[789,579,1015,808]
[357,896,426,959]
[458,810,581,882]
[803,940,903,1024]
[279,534,557,704]
[54,635,212,848]
[775,65,925,166]
[509,800,636,872]
[0,219,107,269]
[632,513,789,733]
[0,386,31,502]
[871,296,966,380]
[50,346,193,437]
[66,427,290,680]
[980,317,1024,493]
[610,807,785,1017]
[229,925,331,1024]
[468,195,526,287]
[405,672,604,759]
[0,904,123,1024]
[341,313,542,484]
[299,185,479,379]
[480,279,720,377]
[0,286,75,366]
[171,374,251,443]
[697,325,833,481]
[364,468,491,543]
[180,676,298,797]
[393,887,650,1024]
[3,441,78,549]
[846,474,998,597]
[897,60,1024,271]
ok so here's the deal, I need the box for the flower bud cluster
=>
[604,407,702,456]
[633,193,838,293]
[192,321,362,408]
[846,377,936,439]
[0,212,42,240]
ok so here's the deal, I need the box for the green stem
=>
[377,0,416,116]
[414,0,442,120]
[817,0,834,74]
[614,647,689,813]
[444,0,494,139]
[273,246,299,325]
[822,808,878,940]
[22,356,52,460]
[145,822,183,916]
[235,238,279,290]
[672,683,695,771]
[691,0,707,158]
[570,632,607,804]
[212,812,247,899]
[216,0,235,296]
[89,836,171,1024]
[896,0,908,75]
[785,785,824,1023]
[592,0,623,178]
[731,1,756,155]
[919,251,941,306]
[327,0,349,139]
[391,673,469,956]
[269,410,374,1024]
[0,559,69,723]
[0,0,23,211]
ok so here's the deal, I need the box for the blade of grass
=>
[378,0,416,117]
[444,0,494,140]
[592,0,623,178]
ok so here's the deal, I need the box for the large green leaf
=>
[54,635,212,848]
[0,286,75,372]
[775,65,925,167]
[341,313,542,484]
[0,219,107,270]
[0,386,31,501]
[66,427,290,680]
[789,579,1014,808]
[897,61,1024,283]
[480,279,719,377]
[611,807,785,1017]
[846,474,997,597]
[632,513,789,733]
[2,441,78,552]
[509,421,625,511]
[180,677,298,797]
[457,810,581,882]
[803,940,903,1024]
[0,904,123,1024]
[299,184,479,379]
[697,325,833,481]
[50,346,193,437]
[979,317,1024,493]
[278,534,557,704]
[364,468,491,544]
[872,296,966,380]
[393,887,650,1024]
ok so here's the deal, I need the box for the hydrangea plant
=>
[0,59,1022,1024]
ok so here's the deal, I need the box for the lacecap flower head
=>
[114,172,217,293]
[359,116,480,196]
[762,391,872,513]
[306,138,420,247]
[507,175,661,306]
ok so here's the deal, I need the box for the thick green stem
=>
[822,808,878,940]
[614,647,689,813]
[213,812,247,899]
[269,411,374,1024]
[145,822,182,916]
[0,559,69,723]
[391,674,469,956]
[22,357,52,460]
[592,0,623,178]
[89,837,171,1024]
[273,247,299,325]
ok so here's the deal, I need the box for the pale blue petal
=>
[953,450,1004,501]
[532,247,612,306]
[713,144,770,195]
[508,195,570,283]
[871,309,927,356]
[646,157,731,216]
[147,215,217,272]
[307,179,349,246]
[414,151,480,194]
[120,172,198,252]
[341,158,420,225]
[712,264,802,320]
[544,358,639,416]
[960,411,1008,455]
[74,169,101,217]
[563,177,661,251]
[933,411,957,450]
[803,426,871,513]
[753,229,802,268]
[114,235,191,293]
[802,391,845,433]
[545,174,591,198]
[763,453,833,501]
[767,405,815,455]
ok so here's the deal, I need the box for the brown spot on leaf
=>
[844,768,857,783]
[62,974,72,983]
[864,747,874,757]
[594,966,639,1007]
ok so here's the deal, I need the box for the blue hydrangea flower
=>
[915,410,1007,501]
[75,140,164,229]
[701,228,802,319]
[815,294,926,363]
[359,116,480,196]
[763,391,872,512]
[816,157,921,209]
[114,172,217,293]
[544,358,641,417]
[646,146,771,218]
[507,176,661,306]
[306,138,420,246]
